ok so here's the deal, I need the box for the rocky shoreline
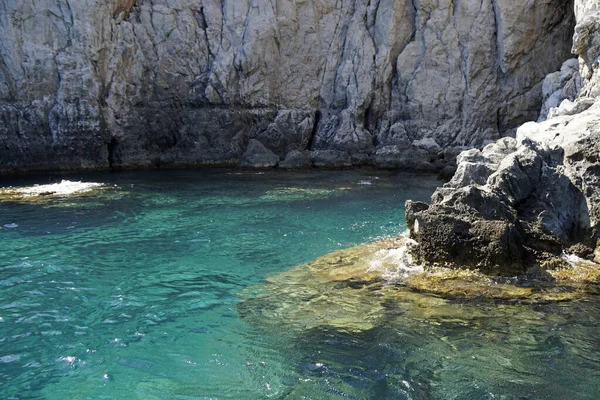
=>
[1,1,599,284]
[405,2,600,276]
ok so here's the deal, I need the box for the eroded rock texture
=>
[407,0,600,275]
[0,0,574,173]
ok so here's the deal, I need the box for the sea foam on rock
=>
[0,180,105,202]
[239,237,599,334]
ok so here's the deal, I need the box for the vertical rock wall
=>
[0,0,574,173]
[405,0,600,274]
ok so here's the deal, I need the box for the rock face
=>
[239,139,280,168]
[407,0,600,275]
[0,0,574,173]
[538,58,582,121]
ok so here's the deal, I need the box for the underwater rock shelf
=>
[239,238,600,334]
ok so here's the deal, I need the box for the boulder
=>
[407,101,600,274]
[310,150,352,168]
[538,58,582,121]
[279,150,312,169]
[374,146,436,171]
[239,139,279,168]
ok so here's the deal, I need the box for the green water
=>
[1,170,599,399]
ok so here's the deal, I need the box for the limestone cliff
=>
[0,0,574,173]
[406,0,600,275]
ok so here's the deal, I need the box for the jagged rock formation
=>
[538,58,582,121]
[0,0,574,173]
[406,0,600,275]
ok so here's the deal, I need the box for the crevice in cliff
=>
[401,0,429,110]
[490,0,507,74]
[365,0,379,41]
[219,0,225,49]
[334,0,353,108]
[317,0,345,109]
[453,0,471,134]
[364,100,376,137]
[198,7,215,61]
[385,0,418,120]
[144,2,161,65]
[408,0,418,42]
[308,109,322,151]
[106,136,117,169]
[62,0,75,46]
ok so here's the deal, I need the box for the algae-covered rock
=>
[551,253,600,287]
[239,238,600,334]
[259,187,342,203]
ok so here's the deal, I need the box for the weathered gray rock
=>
[253,110,315,158]
[279,150,312,169]
[310,150,352,168]
[239,139,279,168]
[547,96,595,118]
[0,0,575,173]
[437,165,457,181]
[374,145,436,171]
[538,58,582,121]
[408,92,600,275]
[573,9,600,97]
[405,1,600,275]
[412,138,441,152]
[350,152,375,166]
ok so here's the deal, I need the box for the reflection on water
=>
[0,169,599,399]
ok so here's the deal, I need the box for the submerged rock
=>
[259,187,342,202]
[239,238,600,334]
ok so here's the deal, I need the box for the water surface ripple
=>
[0,170,599,399]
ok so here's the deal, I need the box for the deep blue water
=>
[0,169,599,399]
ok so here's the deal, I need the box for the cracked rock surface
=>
[406,0,600,275]
[0,0,574,173]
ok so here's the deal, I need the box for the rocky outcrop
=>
[0,0,574,173]
[406,1,600,275]
[239,139,279,168]
[538,58,582,121]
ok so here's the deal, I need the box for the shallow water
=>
[0,169,599,399]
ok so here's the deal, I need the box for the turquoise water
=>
[0,169,599,399]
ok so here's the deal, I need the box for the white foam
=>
[367,237,423,283]
[15,180,103,197]
[562,252,599,266]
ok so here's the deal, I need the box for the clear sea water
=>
[0,169,599,399]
